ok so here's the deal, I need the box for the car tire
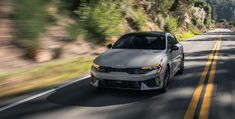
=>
[177,55,184,75]
[161,67,170,92]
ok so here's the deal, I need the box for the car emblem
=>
[115,65,125,68]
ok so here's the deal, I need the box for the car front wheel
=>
[161,67,170,92]
[177,55,184,75]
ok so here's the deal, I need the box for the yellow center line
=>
[199,36,222,119]
[184,37,221,119]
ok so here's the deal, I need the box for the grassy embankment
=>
[176,28,202,41]
[176,31,199,41]
[0,57,94,99]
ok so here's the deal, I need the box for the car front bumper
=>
[90,70,163,90]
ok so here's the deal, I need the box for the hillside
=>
[0,0,215,71]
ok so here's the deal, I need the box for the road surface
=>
[0,29,235,119]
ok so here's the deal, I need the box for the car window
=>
[167,35,178,45]
[113,34,166,50]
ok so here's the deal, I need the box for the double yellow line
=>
[184,36,222,119]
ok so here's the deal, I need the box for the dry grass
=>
[0,56,95,99]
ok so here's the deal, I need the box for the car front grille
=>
[98,66,147,74]
[98,67,126,73]
[106,67,127,72]
[99,79,141,89]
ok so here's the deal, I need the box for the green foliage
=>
[13,0,47,59]
[220,19,227,23]
[203,4,212,13]
[211,20,216,24]
[128,9,148,31]
[67,23,82,41]
[117,0,147,31]
[204,14,212,26]
[58,0,82,15]
[156,17,163,29]
[193,1,213,27]
[164,17,178,33]
[151,0,174,13]
[176,32,195,41]
[176,24,201,41]
[195,0,207,8]
[191,17,198,26]
[75,0,123,42]
[189,26,202,35]
[191,29,201,35]
[203,3,212,26]
[206,0,235,21]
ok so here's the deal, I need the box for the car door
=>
[167,34,182,75]
[172,35,183,73]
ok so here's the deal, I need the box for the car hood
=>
[94,49,166,68]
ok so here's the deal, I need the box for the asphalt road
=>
[0,29,235,119]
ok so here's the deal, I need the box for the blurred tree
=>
[13,0,47,59]
[75,0,123,42]
[206,0,235,22]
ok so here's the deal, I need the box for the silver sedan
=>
[90,32,184,92]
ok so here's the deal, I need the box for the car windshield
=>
[112,34,166,50]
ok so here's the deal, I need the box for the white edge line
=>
[0,75,90,112]
[56,75,90,90]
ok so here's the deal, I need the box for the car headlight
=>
[92,63,100,69]
[127,64,162,74]
[141,64,162,73]
[92,63,100,71]
[92,63,106,72]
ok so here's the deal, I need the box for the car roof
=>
[124,31,168,36]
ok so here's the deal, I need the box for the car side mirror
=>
[170,45,179,51]
[107,44,113,49]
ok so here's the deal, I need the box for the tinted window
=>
[113,34,166,50]
[168,35,178,45]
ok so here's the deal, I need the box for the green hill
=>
[206,0,235,22]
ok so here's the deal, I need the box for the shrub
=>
[129,9,148,31]
[220,19,227,24]
[156,18,162,28]
[164,17,178,33]
[154,14,165,29]
[191,17,198,26]
[176,32,195,42]
[194,0,207,8]
[149,0,174,13]
[119,1,147,31]
[190,27,201,35]
[13,0,47,59]
[204,14,212,26]
[187,25,201,35]
[75,0,123,42]
[203,4,212,14]
[67,23,82,41]
[17,40,40,59]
